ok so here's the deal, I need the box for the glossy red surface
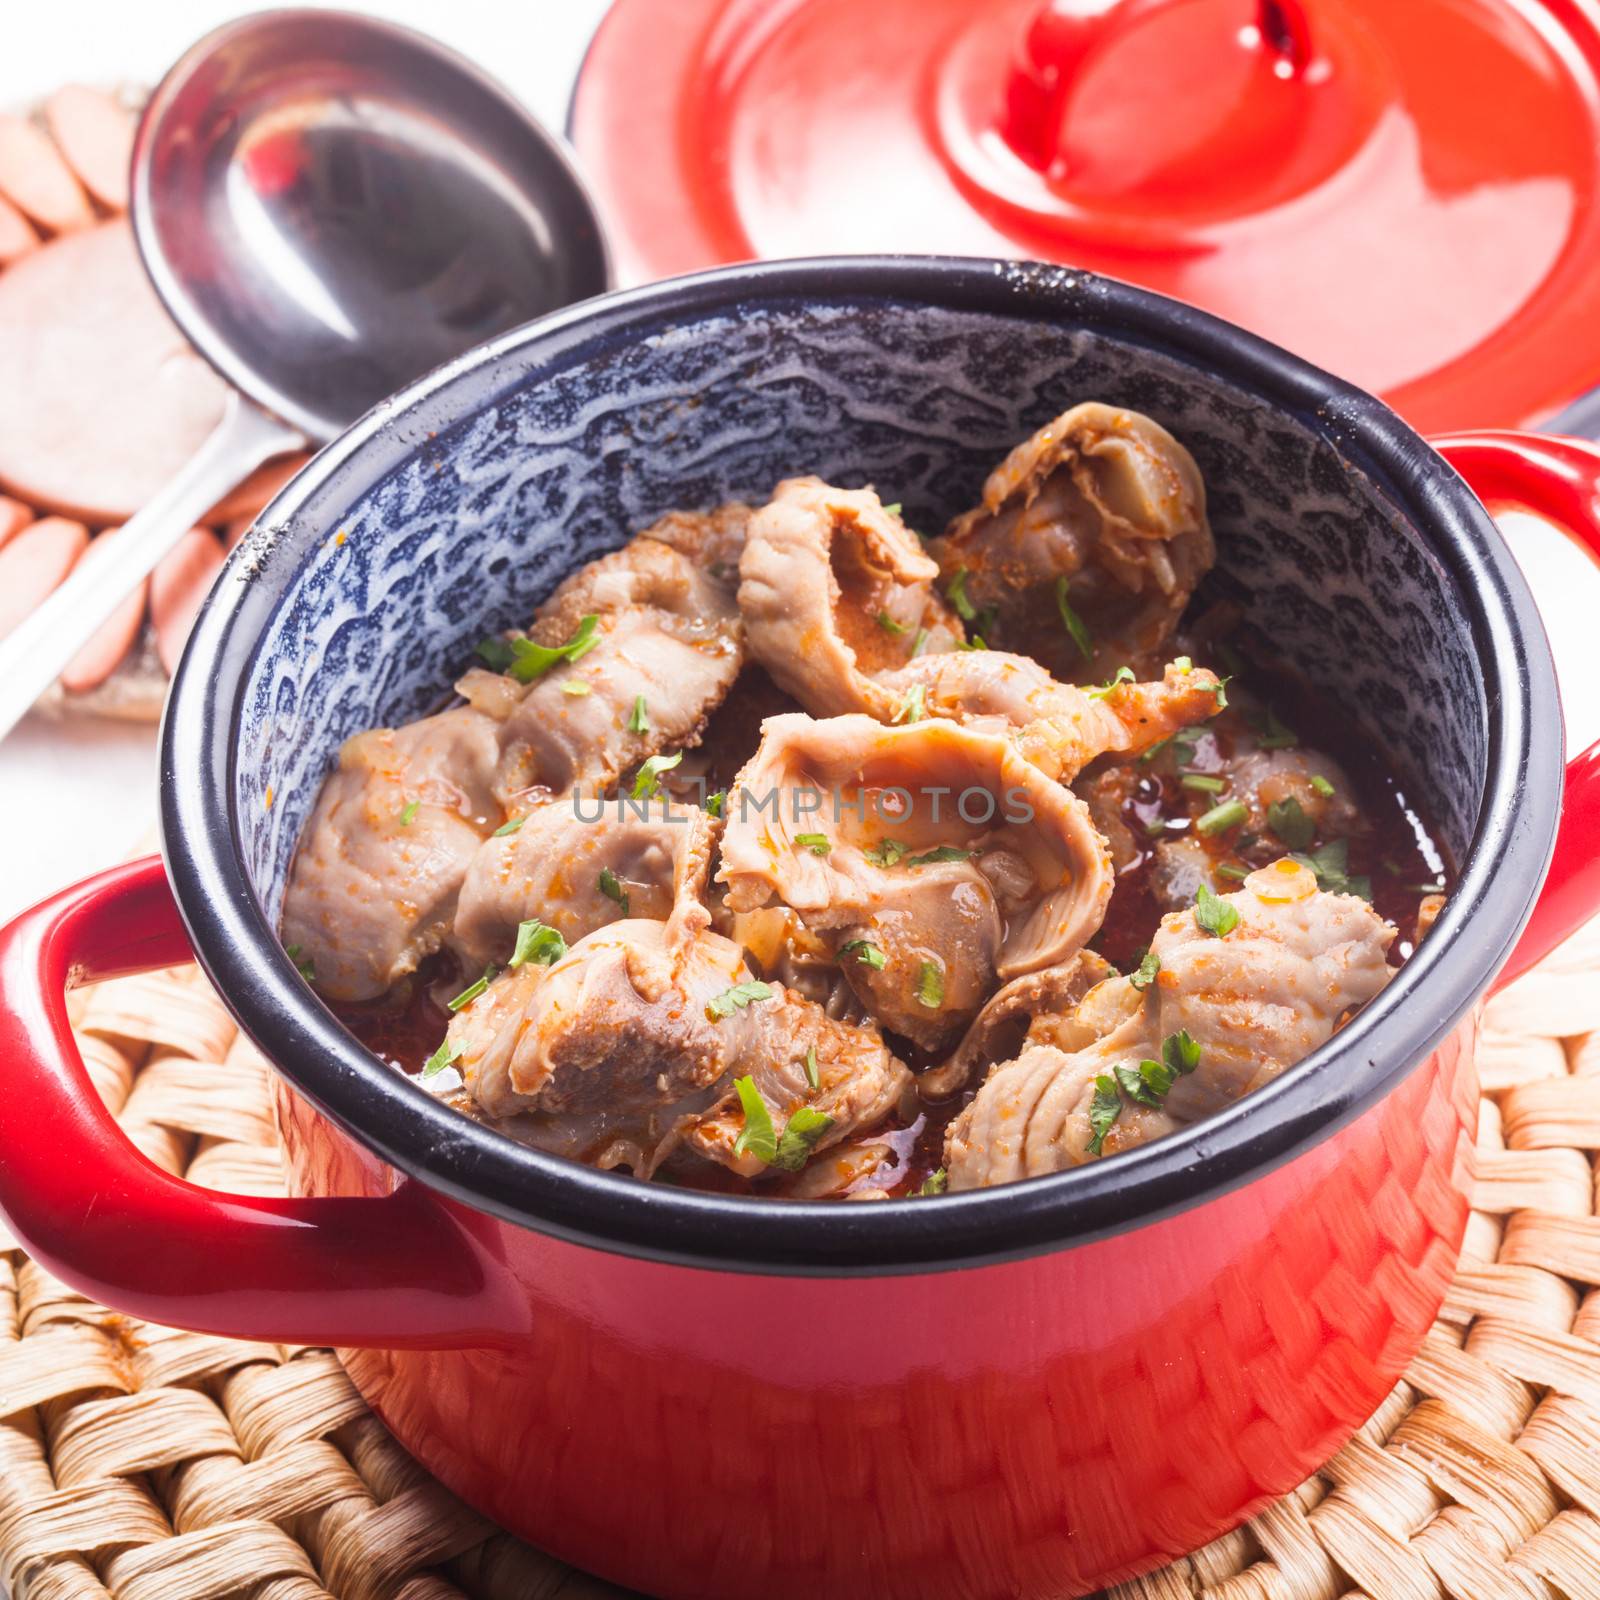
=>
[572,0,1600,433]
[0,432,1597,1591]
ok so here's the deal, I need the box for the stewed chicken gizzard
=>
[283,403,1450,1199]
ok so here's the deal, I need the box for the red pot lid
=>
[571,0,1600,434]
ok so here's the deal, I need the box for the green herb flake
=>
[731,1076,777,1164]
[1266,796,1316,850]
[560,678,592,697]
[631,750,684,800]
[1256,706,1299,749]
[911,627,930,658]
[1310,774,1336,798]
[627,694,650,734]
[1054,576,1094,661]
[917,1167,949,1196]
[916,960,945,1009]
[704,790,726,819]
[1129,949,1161,991]
[865,839,909,868]
[1115,1061,1165,1107]
[1209,677,1231,711]
[492,814,526,838]
[598,866,630,914]
[946,568,977,622]
[1088,665,1136,700]
[493,614,602,684]
[954,634,988,652]
[1173,655,1193,673]
[877,610,909,635]
[881,501,903,518]
[398,800,419,826]
[895,684,926,724]
[1215,862,1250,881]
[1196,799,1249,836]
[1290,838,1370,899]
[905,845,974,867]
[708,980,776,1019]
[1194,882,1241,937]
[510,919,566,969]
[1181,774,1226,794]
[841,939,887,970]
[773,1106,835,1172]
[803,1046,820,1090]
[284,943,316,982]
[421,1037,461,1080]
[1087,1074,1122,1156]
[1164,1028,1202,1075]
[1138,1057,1177,1100]
[447,966,497,1012]
[795,832,832,856]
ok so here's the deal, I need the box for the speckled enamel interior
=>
[237,297,1483,917]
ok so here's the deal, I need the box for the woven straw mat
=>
[4,918,1600,1600]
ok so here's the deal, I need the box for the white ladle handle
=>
[0,395,305,742]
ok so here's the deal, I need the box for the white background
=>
[1,0,1599,920]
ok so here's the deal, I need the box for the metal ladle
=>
[0,9,610,739]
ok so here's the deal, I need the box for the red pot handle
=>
[1431,430,1600,987]
[0,855,523,1347]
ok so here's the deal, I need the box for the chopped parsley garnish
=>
[795,832,832,856]
[1290,838,1372,900]
[1055,576,1094,661]
[598,867,629,913]
[478,613,601,684]
[510,919,566,969]
[1196,799,1248,836]
[1129,949,1160,990]
[1209,678,1231,711]
[708,980,775,1019]
[1194,882,1240,937]
[916,960,945,1008]
[1087,1074,1122,1155]
[627,695,650,734]
[421,1037,460,1080]
[631,750,683,800]
[911,627,930,658]
[917,1167,949,1196]
[398,800,419,826]
[447,966,496,1012]
[284,943,316,982]
[560,679,592,697]
[954,634,988,652]
[1266,796,1316,850]
[1142,726,1202,767]
[841,939,887,970]
[865,839,909,868]
[877,611,909,635]
[705,790,726,818]
[905,845,974,867]
[492,815,525,838]
[731,1077,776,1163]
[1255,705,1298,749]
[1115,1062,1165,1107]
[1180,774,1225,794]
[946,568,977,622]
[1088,665,1136,700]
[895,684,926,724]
[1310,774,1336,798]
[803,1046,820,1090]
[881,501,903,517]
[1214,862,1250,881]
[773,1106,835,1171]
[1165,1028,1202,1075]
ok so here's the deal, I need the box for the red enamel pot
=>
[2,260,1599,1599]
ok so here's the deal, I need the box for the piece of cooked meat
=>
[641,501,753,582]
[880,653,1224,783]
[453,796,717,969]
[280,707,501,1001]
[930,402,1214,681]
[459,529,745,805]
[447,918,910,1179]
[717,712,1112,1050]
[738,477,963,719]
[945,858,1395,1187]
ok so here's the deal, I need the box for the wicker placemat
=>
[5,924,1600,1600]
